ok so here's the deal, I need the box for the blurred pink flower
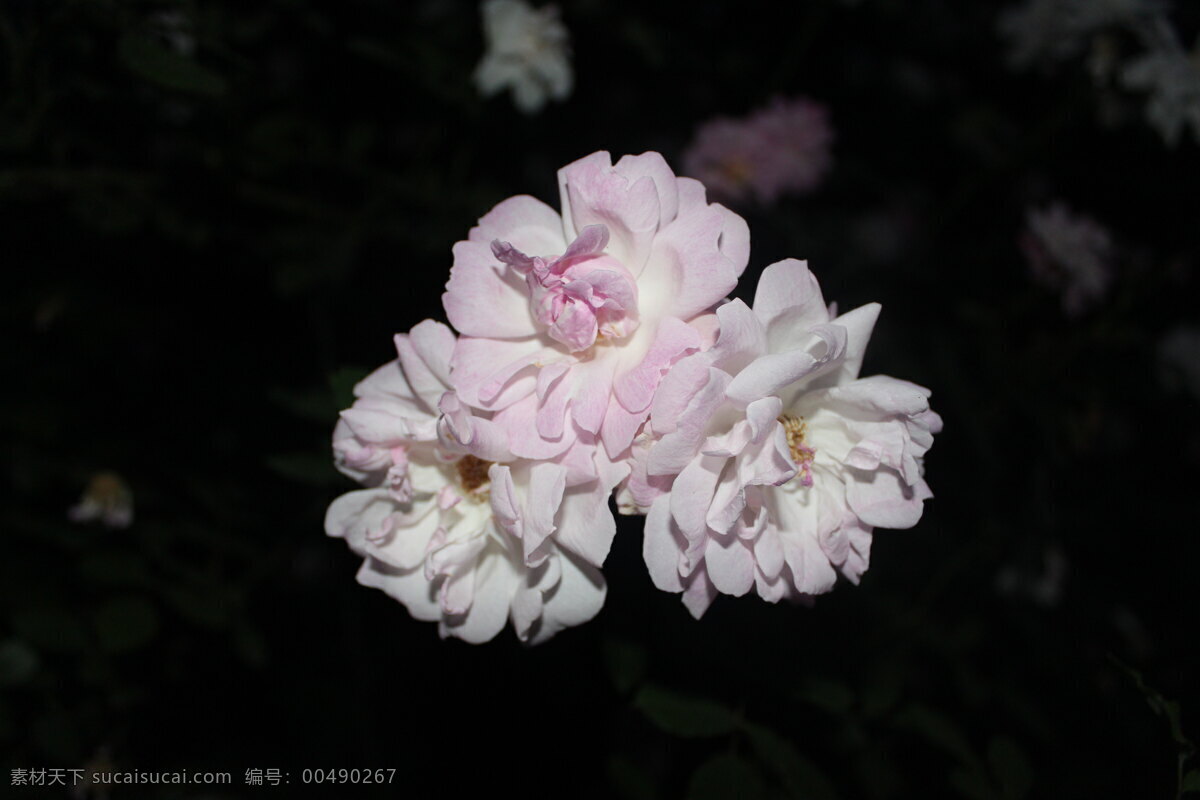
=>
[682,97,834,205]
[626,260,940,618]
[1020,202,1114,316]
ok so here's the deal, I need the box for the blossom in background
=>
[998,0,1158,68]
[473,0,572,114]
[1020,202,1114,317]
[443,151,748,463]
[627,260,941,617]
[996,544,1068,607]
[68,471,134,529]
[998,0,1200,146]
[327,320,622,643]
[682,97,834,206]
[1121,26,1200,147]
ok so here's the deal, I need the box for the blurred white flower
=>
[996,545,1068,607]
[999,0,1156,68]
[1020,202,1114,317]
[68,472,133,529]
[1121,27,1200,146]
[474,0,572,114]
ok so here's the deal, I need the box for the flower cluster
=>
[326,151,941,643]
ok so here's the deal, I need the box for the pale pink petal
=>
[561,356,614,435]
[449,336,545,410]
[649,352,709,437]
[339,408,414,444]
[466,193,566,255]
[673,177,751,277]
[648,202,744,322]
[492,394,577,459]
[557,151,661,271]
[355,558,441,621]
[707,299,769,376]
[522,462,568,566]
[845,470,932,529]
[353,360,414,402]
[648,368,731,477]
[439,554,515,643]
[681,566,719,619]
[510,583,544,642]
[613,317,704,414]
[704,534,756,596]
[753,259,829,342]
[324,488,392,552]
[830,303,881,384]
[528,552,606,645]
[552,452,627,567]
[436,392,515,462]
[644,497,687,591]
[841,521,873,585]
[394,321,454,411]
[784,531,838,595]
[613,152,680,228]
[488,464,522,535]
[444,239,539,338]
[754,525,785,579]
[726,324,846,406]
[669,455,724,547]
[366,504,440,571]
[599,397,647,460]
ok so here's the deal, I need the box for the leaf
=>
[118,34,227,95]
[269,385,338,423]
[93,596,160,654]
[607,754,658,800]
[10,607,88,653]
[795,677,856,715]
[266,452,340,486]
[604,637,647,695]
[948,765,996,800]
[77,553,152,587]
[987,737,1033,799]
[743,722,837,800]
[1182,770,1200,795]
[633,685,737,738]
[687,753,765,800]
[1109,656,1195,751]
[892,704,980,768]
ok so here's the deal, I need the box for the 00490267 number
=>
[300,769,397,784]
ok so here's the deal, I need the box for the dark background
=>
[3,0,1199,797]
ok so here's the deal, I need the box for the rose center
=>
[779,414,816,488]
[455,455,493,498]
[492,223,639,353]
